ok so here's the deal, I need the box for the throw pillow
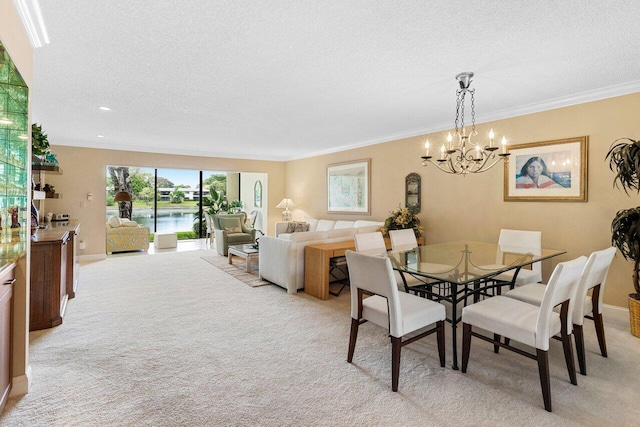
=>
[121,219,140,227]
[107,216,121,228]
[219,217,242,231]
[224,226,243,233]
[286,221,310,233]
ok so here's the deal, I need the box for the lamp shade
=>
[114,191,132,202]
[276,198,295,209]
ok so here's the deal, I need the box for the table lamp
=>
[114,191,132,218]
[276,198,295,221]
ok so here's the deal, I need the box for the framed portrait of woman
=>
[504,136,588,202]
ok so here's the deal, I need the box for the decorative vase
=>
[10,207,20,228]
[630,294,640,338]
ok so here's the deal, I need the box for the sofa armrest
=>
[274,222,290,237]
[241,224,257,240]
[214,229,228,255]
[258,236,297,294]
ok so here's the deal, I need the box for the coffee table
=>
[228,244,259,273]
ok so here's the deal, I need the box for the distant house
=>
[158,187,210,202]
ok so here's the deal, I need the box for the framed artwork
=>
[327,158,371,214]
[254,180,262,208]
[504,136,588,202]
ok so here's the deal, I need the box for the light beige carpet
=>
[201,253,272,287]
[2,250,640,426]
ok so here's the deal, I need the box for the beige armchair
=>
[211,212,256,256]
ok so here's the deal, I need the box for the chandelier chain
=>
[454,92,462,134]
[470,90,476,135]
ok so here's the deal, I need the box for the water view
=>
[106,208,198,234]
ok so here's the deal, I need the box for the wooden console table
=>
[304,236,423,300]
[30,220,80,331]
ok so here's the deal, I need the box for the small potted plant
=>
[229,200,243,213]
[32,123,51,159]
[606,137,640,337]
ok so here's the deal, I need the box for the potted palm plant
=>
[606,137,640,337]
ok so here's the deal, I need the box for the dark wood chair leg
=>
[347,318,359,363]
[391,336,401,392]
[561,332,578,385]
[573,324,587,375]
[493,333,501,353]
[536,349,552,412]
[461,323,472,373]
[436,320,446,367]
[592,284,608,357]
[593,311,608,357]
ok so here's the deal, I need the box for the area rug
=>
[201,253,272,287]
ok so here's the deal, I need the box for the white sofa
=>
[259,219,383,294]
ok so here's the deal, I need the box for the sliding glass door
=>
[107,166,225,239]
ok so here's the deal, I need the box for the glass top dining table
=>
[387,240,566,369]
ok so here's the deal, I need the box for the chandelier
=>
[421,72,510,175]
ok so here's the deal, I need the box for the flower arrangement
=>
[380,207,423,237]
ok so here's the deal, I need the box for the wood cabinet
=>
[30,221,79,331]
[0,263,15,413]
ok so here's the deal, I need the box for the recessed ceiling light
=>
[97,134,105,138]
[98,106,111,111]
[0,118,13,125]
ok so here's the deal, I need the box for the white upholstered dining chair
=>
[461,256,586,412]
[482,229,542,288]
[345,250,446,392]
[388,228,418,251]
[387,229,428,289]
[505,246,616,375]
[353,231,387,255]
[354,232,413,291]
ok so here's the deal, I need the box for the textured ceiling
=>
[29,0,640,161]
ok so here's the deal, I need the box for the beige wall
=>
[42,146,285,256]
[1,0,34,397]
[285,92,640,308]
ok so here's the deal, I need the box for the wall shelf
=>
[32,164,62,174]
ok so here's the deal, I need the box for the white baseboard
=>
[9,365,31,397]
[604,303,628,314]
[79,253,107,263]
